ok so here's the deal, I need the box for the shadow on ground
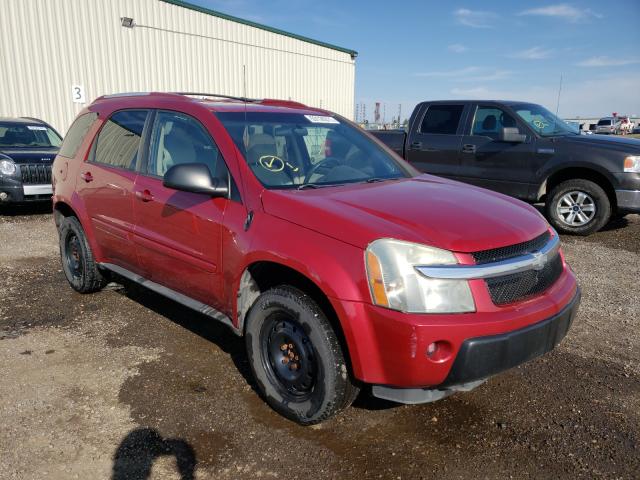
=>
[112,428,197,480]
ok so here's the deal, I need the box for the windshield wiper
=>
[364,177,401,184]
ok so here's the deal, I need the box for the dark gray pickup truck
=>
[371,100,640,235]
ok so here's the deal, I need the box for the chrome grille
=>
[20,164,52,185]
[472,231,551,264]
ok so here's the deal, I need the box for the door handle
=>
[80,171,93,182]
[135,189,154,202]
[461,144,477,154]
[409,141,422,150]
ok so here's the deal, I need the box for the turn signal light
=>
[366,250,389,307]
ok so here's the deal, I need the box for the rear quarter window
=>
[59,112,98,158]
[420,105,464,135]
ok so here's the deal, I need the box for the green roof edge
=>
[158,0,358,57]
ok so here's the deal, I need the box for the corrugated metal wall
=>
[0,0,356,133]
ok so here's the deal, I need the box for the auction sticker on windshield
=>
[305,115,339,124]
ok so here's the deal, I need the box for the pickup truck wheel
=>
[58,216,108,293]
[245,286,359,425]
[546,179,611,235]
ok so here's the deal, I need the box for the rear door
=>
[76,109,150,272]
[457,104,535,199]
[132,110,232,308]
[404,103,467,178]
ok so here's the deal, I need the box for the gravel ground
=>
[0,206,638,479]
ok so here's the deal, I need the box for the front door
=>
[457,104,535,199]
[76,109,150,272]
[405,103,467,179]
[132,110,230,308]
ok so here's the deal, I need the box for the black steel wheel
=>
[245,286,359,425]
[260,313,317,401]
[58,216,108,293]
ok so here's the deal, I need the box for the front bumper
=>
[440,287,579,387]
[0,181,52,203]
[616,189,640,213]
[370,288,579,404]
[331,261,578,389]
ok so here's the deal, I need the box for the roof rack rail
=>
[175,92,260,103]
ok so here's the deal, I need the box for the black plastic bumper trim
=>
[440,288,581,387]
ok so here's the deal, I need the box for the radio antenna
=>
[553,74,563,133]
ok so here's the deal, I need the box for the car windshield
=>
[215,111,412,189]
[0,122,62,148]
[597,119,612,126]
[511,103,578,137]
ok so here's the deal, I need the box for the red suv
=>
[52,92,580,424]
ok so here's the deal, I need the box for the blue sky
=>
[190,0,639,120]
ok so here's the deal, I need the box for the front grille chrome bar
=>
[416,233,560,280]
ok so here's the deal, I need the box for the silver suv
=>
[596,117,620,134]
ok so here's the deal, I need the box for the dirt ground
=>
[1,205,638,479]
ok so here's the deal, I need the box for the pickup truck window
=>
[472,106,521,139]
[216,112,411,189]
[512,102,577,137]
[419,105,464,135]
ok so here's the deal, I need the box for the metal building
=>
[0,0,357,133]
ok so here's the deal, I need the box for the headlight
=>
[0,159,17,176]
[365,239,475,313]
[624,156,640,173]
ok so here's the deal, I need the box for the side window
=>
[93,110,148,169]
[59,112,97,158]
[420,105,464,135]
[148,111,224,178]
[472,106,521,139]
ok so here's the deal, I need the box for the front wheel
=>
[245,286,359,425]
[546,179,611,235]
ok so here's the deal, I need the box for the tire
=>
[546,179,611,235]
[245,286,359,425]
[58,216,108,293]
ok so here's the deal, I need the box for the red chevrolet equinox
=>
[52,92,580,424]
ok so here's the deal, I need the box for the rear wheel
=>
[546,179,611,235]
[58,216,108,293]
[245,286,359,425]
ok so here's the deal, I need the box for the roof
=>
[92,92,328,115]
[159,0,357,57]
[0,117,46,124]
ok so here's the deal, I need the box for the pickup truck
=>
[371,100,640,235]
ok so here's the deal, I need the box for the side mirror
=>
[163,163,229,198]
[500,127,527,143]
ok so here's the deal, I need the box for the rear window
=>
[598,119,612,126]
[59,112,97,158]
[0,122,62,148]
[420,105,464,135]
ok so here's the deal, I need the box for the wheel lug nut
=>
[280,344,287,351]
[282,357,289,364]
[288,343,294,349]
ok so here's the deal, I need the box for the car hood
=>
[561,134,640,152]
[261,175,549,252]
[0,148,58,164]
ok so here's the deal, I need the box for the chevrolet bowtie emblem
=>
[531,251,547,271]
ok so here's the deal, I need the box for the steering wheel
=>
[304,157,343,184]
